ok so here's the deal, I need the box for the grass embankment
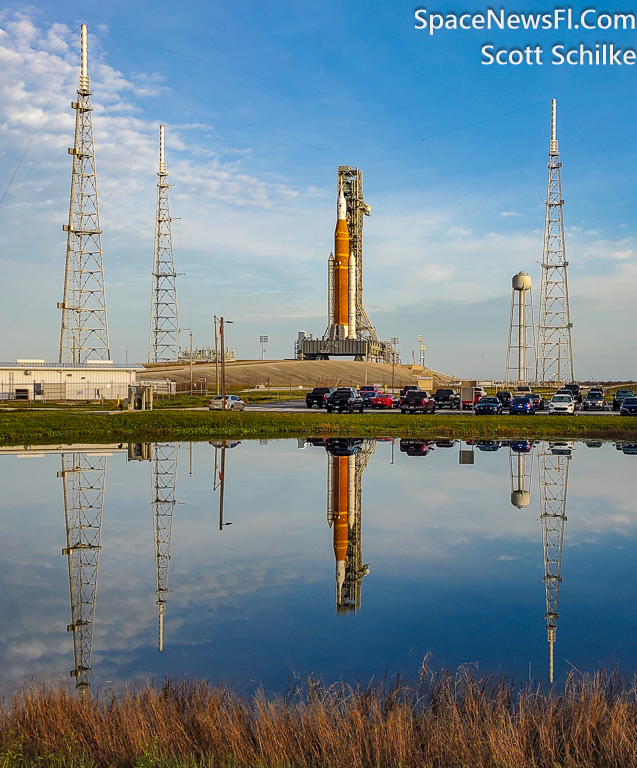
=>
[1,409,636,445]
[2,669,637,767]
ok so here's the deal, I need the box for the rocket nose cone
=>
[337,187,347,221]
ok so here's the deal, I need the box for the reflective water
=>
[1,437,636,695]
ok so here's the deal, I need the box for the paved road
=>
[199,400,622,416]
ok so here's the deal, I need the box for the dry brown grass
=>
[3,665,637,767]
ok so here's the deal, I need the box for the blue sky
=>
[0,1,636,377]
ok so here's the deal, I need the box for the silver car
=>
[208,395,245,411]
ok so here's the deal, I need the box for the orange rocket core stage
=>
[333,191,350,333]
[332,455,349,563]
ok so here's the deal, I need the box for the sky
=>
[0,1,636,378]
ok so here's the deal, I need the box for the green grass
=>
[1,408,636,446]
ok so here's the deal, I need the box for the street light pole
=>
[189,331,193,396]
[390,337,399,394]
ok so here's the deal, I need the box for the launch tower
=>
[536,100,574,385]
[148,126,180,363]
[58,25,110,364]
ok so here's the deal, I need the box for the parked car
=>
[399,385,420,398]
[371,392,397,409]
[433,388,460,409]
[326,387,364,414]
[359,384,383,407]
[400,390,435,414]
[496,390,513,407]
[613,389,635,411]
[563,383,582,403]
[476,440,502,451]
[620,397,637,416]
[509,396,536,415]
[515,385,532,394]
[399,439,435,456]
[583,390,605,411]
[548,394,575,415]
[617,443,637,455]
[509,440,534,453]
[305,387,334,408]
[474,396,503,415]
[528,393,545,411]
[208,394,245,411]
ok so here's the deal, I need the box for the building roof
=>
[0,362,143,370]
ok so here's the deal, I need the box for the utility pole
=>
[218,442,226,530]
[189,331,193,395]
[148,125,180,363]
[220,318,226,409]
[537,99,574,386]
[58,25,110,364]
[214,317,219,396]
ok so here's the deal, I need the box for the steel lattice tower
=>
[148,126,180,363]
[60,451,107,694]
[536,100,574,385]
[538,443,570,683]
[59,25,110,364]
[151,443,179,651]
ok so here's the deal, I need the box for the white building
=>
[0,359,143,401]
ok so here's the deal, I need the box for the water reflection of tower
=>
[538,441,571,683]
[151,444,179,652]
[325,438,375,613]
[509,440,534,509]
[59,451,107,695]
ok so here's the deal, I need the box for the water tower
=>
[509,444,532,509]
[506,272,535,386]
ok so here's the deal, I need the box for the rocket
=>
[329,183,357,340]
[331,453,353,602]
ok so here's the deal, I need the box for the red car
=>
[371,392,398,409]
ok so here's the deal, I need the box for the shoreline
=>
[1,408,636,446]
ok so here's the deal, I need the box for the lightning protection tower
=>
[59,25,110,364]
[536,100,574,386]
[60,451,107,694]
[148,126,180,363]
[151,443,179,651]
[538,442,570,683]
[506,272,535,387]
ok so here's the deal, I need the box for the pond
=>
[0,437,636,695]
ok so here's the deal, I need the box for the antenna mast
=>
[536,100,573,385]
[148,126,180,362]
[59,25,110,364]
[60,451,107,694]
[151,443,179,651]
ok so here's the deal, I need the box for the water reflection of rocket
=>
[328,184,356,340]
[325,439,373,613]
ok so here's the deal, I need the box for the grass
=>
[1,409,637,445]
[3,667,637,767]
